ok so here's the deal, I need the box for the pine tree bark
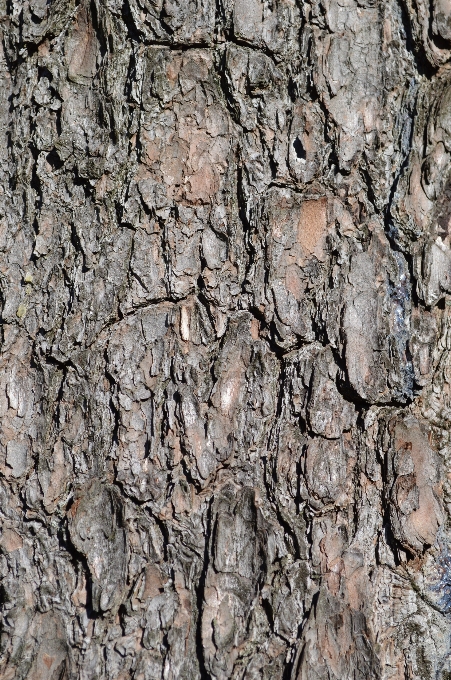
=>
[2,0,451,678]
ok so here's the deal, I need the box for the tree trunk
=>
[2,0,451,678]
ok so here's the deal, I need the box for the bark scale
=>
[1,0,451,678]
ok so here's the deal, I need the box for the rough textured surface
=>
[2,1,451,678]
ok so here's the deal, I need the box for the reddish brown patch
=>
[38,40,50,57]
[67,6,98,83]
[285,264,304,300]
[250,318,259,340]
[143,565,164,600]
[298,197,328,259]
[166,56,182,84]
[392,417,444,551]
[68,497,81,519]
[42,653,54,670]
[0,529,23,553]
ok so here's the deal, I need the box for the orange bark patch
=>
[298,197,328,260]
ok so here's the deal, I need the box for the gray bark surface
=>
[2,0,451,678]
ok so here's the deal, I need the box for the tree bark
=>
[1,0,451,678]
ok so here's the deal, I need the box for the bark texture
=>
[2,1,451,678]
